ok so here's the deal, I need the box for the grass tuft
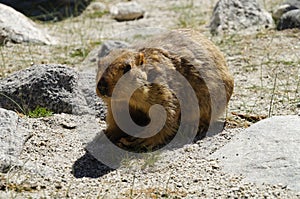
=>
[87,10,109,19]
[28,106,53,118]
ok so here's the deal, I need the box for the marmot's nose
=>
[97,77,109,96]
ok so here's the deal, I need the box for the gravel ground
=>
[0,0,300,198]
[1,114,299,198]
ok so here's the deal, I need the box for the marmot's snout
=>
[97,77,109,97]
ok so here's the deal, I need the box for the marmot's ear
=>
[135,52,145,66]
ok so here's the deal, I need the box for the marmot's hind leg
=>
[117,125,177,151]
[193,121,209,142]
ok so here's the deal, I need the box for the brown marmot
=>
[96,29,234,151]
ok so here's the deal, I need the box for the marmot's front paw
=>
[118,137,137,147]
[118,137,154,151]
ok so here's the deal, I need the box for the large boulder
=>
[0,3,56,45]
[210,0,274,35]
[210,115,300,192]
[0,108,30,173]
[0,0,91,21]
[0,64,105,117]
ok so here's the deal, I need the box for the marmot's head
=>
[96,49,148,103]
[96,48,176,104]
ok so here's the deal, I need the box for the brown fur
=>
[96,29,234,150]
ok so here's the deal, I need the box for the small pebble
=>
[61,121,77,129]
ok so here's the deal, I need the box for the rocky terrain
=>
[0,0,300,198]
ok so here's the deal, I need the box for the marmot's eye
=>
[123,64,132,74]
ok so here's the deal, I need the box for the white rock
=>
[0,3,56,45]
[0,108,30,172]
[210,115,300,192]
[110,2,145,21]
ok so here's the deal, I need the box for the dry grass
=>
[213,29,300,118]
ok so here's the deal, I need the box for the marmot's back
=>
[133,29,234,121]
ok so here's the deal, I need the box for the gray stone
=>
[80,40,130,69]
[0,3,56,45]
[277,9,300,30]
[0,155,21,173]
[210,115,300,192]
[98,40,130,59]
[0,64,105,117]
[210,0,274,35]
[22,161,58,178]
[0,64,80,114]
[273,4,295,21]
[0,108,30,173]
[110,2,145,21]
[273,0,300,22]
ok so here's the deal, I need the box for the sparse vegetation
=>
[0,93,29,117]
[171,0,208,28]
[141,152,161,170]
[69,47,89,58]
[87,10,109,19]
[28,106,53,118]
[210,29,300,118]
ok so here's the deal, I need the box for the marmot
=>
[96,29,234,151]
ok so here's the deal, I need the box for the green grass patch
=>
[87,10,109,19]
[70,47,89,58]
[177,10,207,28]
[28,106,53,118]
